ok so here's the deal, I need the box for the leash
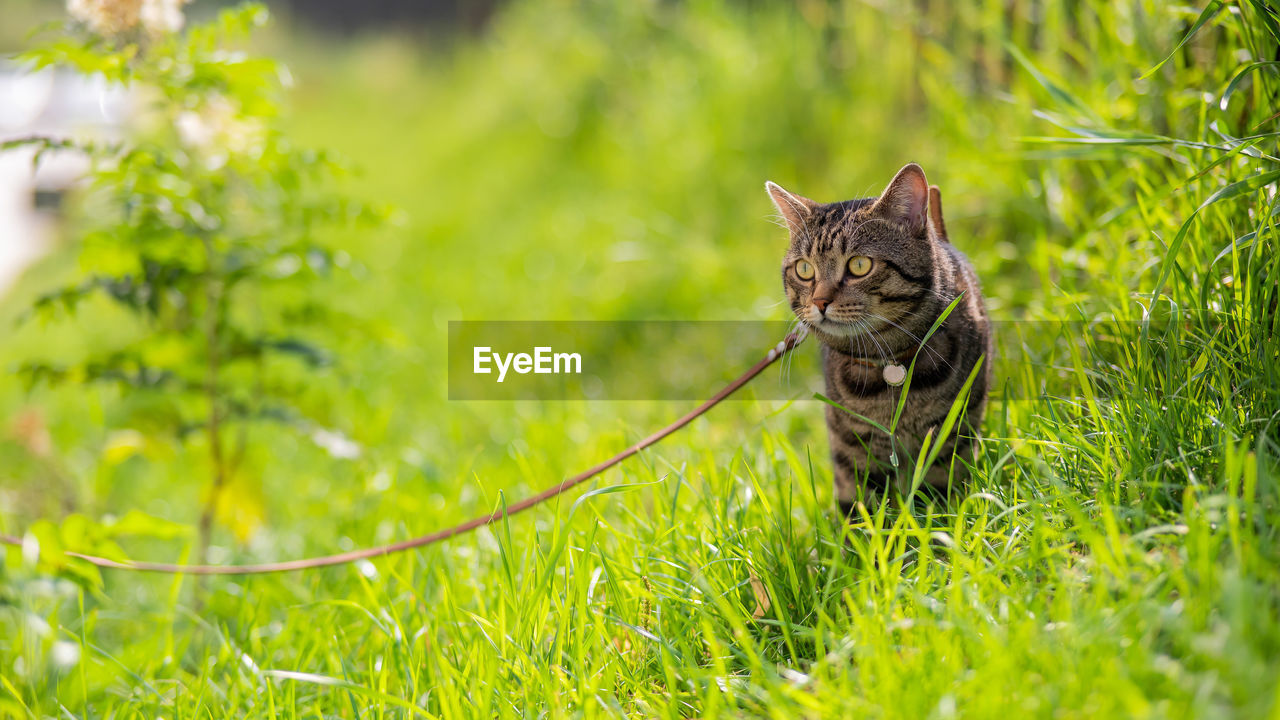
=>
[1,332,806,575]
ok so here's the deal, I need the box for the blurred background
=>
[0,0,1226,557]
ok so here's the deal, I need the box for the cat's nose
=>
[813,298,831,314]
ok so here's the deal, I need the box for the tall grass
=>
[1,0,1278,717]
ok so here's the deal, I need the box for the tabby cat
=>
[767,163,991,513]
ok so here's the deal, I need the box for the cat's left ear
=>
[872,163,930,238]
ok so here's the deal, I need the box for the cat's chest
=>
[820,349,901,415]
[818,337,956,418]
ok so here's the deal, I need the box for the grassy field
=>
[2,0,1280,717]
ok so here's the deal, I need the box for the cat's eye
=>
[794,260,815,280]
[848,255,873,277]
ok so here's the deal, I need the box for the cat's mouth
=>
[794,302,858,330]
[801,314,863,337]
[813,318,857,335]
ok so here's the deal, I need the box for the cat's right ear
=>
[765,181,816,235]
[927,185,949,243]
[872,163,930,238]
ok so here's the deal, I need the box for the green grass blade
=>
[1139,1,1226,79]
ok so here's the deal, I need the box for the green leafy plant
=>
[3,1,383,568]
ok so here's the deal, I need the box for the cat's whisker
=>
[785,319,802,383]
[780,315,807,387]
[918,287,964,308]
[867,312,957,372]
[879,306,964,363]
[878,300,965,338]
[869,330,895,366]
[783,319,803,386]
[884,293,956,324]
[853,319,874,363]
[857,319,893,365]
[765,213,790,231]
[780,316,800,386]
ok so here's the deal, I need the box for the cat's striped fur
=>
[767,163,991,513]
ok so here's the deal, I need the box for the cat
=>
[767,163,991,513]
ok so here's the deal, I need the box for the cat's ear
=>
[765,181,817,235]
[872,163,930,238]
[927,184,949,243]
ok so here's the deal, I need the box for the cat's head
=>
[768,163,947,345]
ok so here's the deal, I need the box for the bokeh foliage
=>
[3,3,383,574]
[1,0,1279,717]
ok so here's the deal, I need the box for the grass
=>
[2,0,1279,717]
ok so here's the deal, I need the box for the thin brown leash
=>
[1,332,805,575]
